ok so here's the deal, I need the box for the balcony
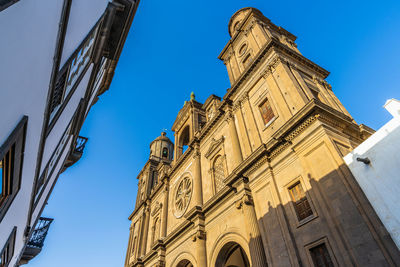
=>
[19,217,53,265]
[64,136,88,169]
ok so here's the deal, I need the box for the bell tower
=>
[171,92,206,161]
[218,7,356,127]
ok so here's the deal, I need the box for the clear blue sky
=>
[30,1,400,266]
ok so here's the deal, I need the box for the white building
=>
[344,99,400,250]
[0,0,140,266]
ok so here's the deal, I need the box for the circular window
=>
[174,177,192,218]
[238,43,248,57]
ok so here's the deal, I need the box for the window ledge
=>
[262,116,278,131]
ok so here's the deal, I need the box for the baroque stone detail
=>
[174,177,192,218]
[235,192,254,209]
[243,19,256,36]
[192,149,201,160]
[192,230,206,242]
[205,136,225,159]
[151,202,163,217]
[224,110,234,123]
[261,55,281,78]
[285,115,318,142]
[243,154,269,177]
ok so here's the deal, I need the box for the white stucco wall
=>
[0,1,63,265]
[344,99,400,249]
[0,1,111,266]
[60,0,109,67]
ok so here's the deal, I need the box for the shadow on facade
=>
[246,165,400,267]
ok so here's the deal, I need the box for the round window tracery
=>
[174,177,192,218]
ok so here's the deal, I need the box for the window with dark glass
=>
[288,182,313,221]
[259,98,275,125]
[310,243,334,267]
[0,227,16,267]
[162,147,168,158]
[0,116,27,222]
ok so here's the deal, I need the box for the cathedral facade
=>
[124,8,400,267]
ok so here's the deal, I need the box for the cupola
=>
[149,132,174,161]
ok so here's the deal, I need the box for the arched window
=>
[162,147,169,158]
[213,156,225,193]
[178,126,190,157]
[152,217,160,243]
[177,259,194,267]
[150,170,158,190]
[215,242,250,267]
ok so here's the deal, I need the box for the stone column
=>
[192,230,207,267]
[226,110,243,168]
[235,181,268,267]
[193,143,203,206]
[161,179,169,238]
[140,203,150,257]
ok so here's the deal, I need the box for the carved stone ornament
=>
[192,230,206,242]
[151,202,163,217]
[205,136,225,159]
[235,193,254,209]
[174,177,193,218]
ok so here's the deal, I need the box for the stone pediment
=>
[205,136,225,159]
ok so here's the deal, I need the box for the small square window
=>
[259,98,275,126]
[0,116,27,222]
[309,243,334,267]
[288,182,313,221]
[0,146,14,206]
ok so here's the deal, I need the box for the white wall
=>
[0,1,64,266]
[344,99,400,249]
[0,1,110,266]
[60,0,109,67]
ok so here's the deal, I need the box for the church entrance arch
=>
[215,242,250,267]
[176,259,194,267]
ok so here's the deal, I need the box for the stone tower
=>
[125,7,400,267]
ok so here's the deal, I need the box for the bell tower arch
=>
[171,92,206,161]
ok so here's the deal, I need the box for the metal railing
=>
[27,217,54,249]
[75,136,88,154]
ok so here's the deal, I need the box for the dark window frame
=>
[0,0,19,12]
[0,227,16,267]
[309,242,335,267]
[288,181,314,221]
[46,16,104,135]
[258,97,276,126]
[0,116,27,223]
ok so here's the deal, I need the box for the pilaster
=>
[234,177,268,267]
[225,109,243,169]
[193,142,203,206]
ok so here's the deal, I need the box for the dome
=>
[149,132,174,161]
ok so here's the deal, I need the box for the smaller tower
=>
[135,132,174,208]
[149,131,174,161]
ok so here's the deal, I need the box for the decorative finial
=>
[190,91,195,101]
[161,130,167,136]
[184,100,187,106]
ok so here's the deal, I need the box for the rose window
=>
[174,177,192,218]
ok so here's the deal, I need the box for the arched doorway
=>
[176,259,194,267]
[215,242,250,267]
